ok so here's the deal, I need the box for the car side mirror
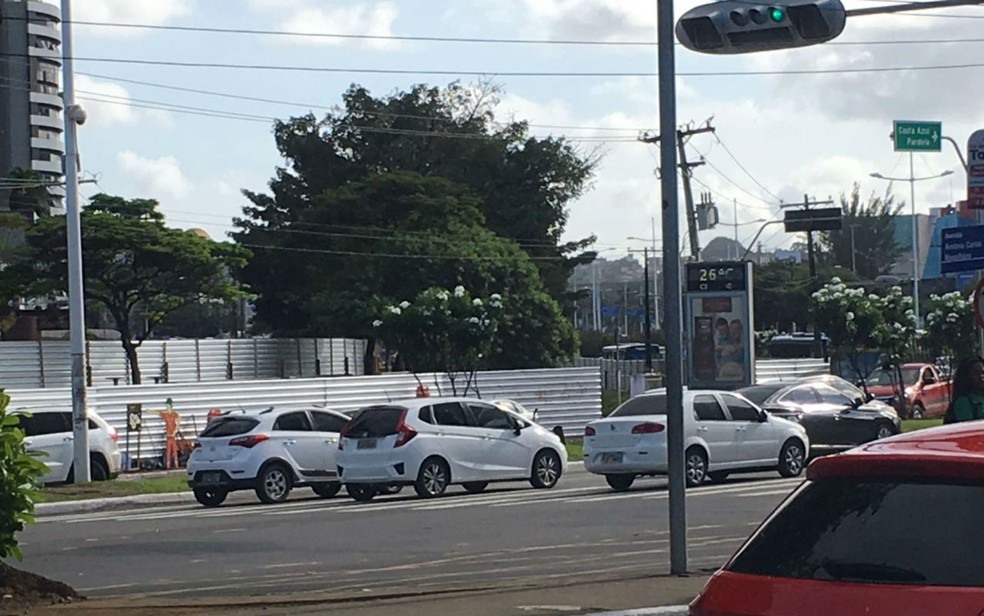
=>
[865,392,875,402]
[532,408,540,422]
[758,411,769,423]
[923,376,935,385]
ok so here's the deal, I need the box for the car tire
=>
[777,439,806,478]
[66,457,109,484]
[194,488,228,508]
[707,471,730,484]
[463,481,489,494]
[875,421,896,440]
[311,482,341,499]
[380,484,403,495]
[605,474,635,492]
[530,449,562,489]
[255,463,292,504]
[910,402,925,419]
[415,457,451,498]
[346,483,377,502]
[685,447,708,488]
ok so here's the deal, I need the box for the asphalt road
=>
[16,466,800,603]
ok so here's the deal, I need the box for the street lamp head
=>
[870,172,884,179]
[941,170,955,178]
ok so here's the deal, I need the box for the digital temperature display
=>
[686,262,748,292]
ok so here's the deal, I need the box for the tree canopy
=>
[754,259,858,332]
[234,81,598,342]
[819,184,902,281]
[0,194,250,383]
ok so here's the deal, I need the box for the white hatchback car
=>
[187,406,350,506]
[584,388,809,491]
[337,397,567,501]
[16,407,121,484]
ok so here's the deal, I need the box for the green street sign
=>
[893,120,942,152]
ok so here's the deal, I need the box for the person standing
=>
[943,357,984,424]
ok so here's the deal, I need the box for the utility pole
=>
[640,120,715,261]
[783,194,835,347]
[643,247,653,372]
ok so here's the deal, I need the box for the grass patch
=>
[901,418,944,433]
[565,439,584,462]
[38,474,189,503]
[602,389,626,416]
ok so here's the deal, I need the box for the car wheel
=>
[685,447,708,488]
[346,483,377,502]
[910,402,925,419]
[255,463,292,504]
[605,474,635,492]
[194,488,228,507]
[530,450,562,489]
[89,456,109,481]
[311,482,341,499]
[875,421,896,440]
[380,484,403,495]
[707,470,730,484]
[415,457,450,498]
[463,481,489,494]
[778,440,806,478]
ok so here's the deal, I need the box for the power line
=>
[689,175,776,212]
[713,134,784,203]
[3,52,984,78]
[688,144,783,206]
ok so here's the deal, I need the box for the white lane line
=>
[211,527,246,534]
[734,489,797,498]
[262,561,320,570]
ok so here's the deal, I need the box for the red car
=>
[865,363,950,418]
[689,422,984,616]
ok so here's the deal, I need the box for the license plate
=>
[357,438,377,450]
[201,472,222,484]
[601,452,623,464]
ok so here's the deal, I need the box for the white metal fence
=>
[5,366,601,468]
[0,338,368,389]
[575,357,829,389]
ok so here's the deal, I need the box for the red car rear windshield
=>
[727,478,984,587]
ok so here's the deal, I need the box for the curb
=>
[35,491,195,516]
[584,608,689,616]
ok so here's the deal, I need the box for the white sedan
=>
[583,388,809,491]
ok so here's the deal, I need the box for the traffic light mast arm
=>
[847,0,983,17]
[740,220,784,261]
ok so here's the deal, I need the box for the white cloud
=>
[249,1,400,49]
[75,76,172,128]
[75,0,193,36]
[117,151,193,201]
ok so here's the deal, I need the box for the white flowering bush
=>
[924,291,975,369]
[372,286,503,393]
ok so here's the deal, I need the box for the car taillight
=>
[108,426,119,441]
[584,426,596,436]
[632,422,665,434]
[229,434,269,448]
[394,410,417,447]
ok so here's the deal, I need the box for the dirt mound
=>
[0,563,80,615]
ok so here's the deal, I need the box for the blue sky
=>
[69,0,984,257]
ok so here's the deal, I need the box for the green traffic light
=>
[769,6,785,21]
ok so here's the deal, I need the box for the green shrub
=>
[0,391,48,559]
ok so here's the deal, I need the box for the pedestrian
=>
[943,356,984,424]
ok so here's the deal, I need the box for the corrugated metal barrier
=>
[0,338,368,388]
[4,366,602,467]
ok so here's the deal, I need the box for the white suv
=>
[337,397,567,501]
[584,388,809,491]
[187,406,350,507]
[17,407,121,484]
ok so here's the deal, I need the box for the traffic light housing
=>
[676,0,846,54]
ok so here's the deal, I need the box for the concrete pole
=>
[658,0,687,575]
[61,0,90,483]
[910,153,921,325]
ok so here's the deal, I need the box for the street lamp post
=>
[714,218,767,259]
[870,163,953,324]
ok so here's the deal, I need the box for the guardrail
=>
[755,358,830,382]
[575,356,829,388]
[5,366,602,468]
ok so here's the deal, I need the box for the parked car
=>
[583,388,809,491]
[689,422,984,616]
[737,377,900,452]
[337,397,566,501]
[186,406,350,507]
[865,363,951,418]
[15,407,121,484]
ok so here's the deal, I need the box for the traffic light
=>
[676,0,846,54]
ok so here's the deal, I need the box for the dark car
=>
[737,375,900,452]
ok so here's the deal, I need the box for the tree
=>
[0,393,47,560]
[234,81,598,336]
[924,291,976,376]
[754,260,859,332]
[2,168,56,219]
[237,171,577,372]
[373,286,502,394]
[1,194,250,384]
[818,184,902,281]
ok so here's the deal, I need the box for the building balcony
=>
[31,137,65,155]
[28,23,62,43]
[30,113,63,130]
[28,46,61,61]
[31,158,63,175]
[29,91,63,109]
[26,1,61,21]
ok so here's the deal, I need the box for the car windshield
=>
[344,406,406,437]
[867,368,922,386]
[610,394,668,417]
[727,478,984,587]
[736,385,785,405]
[200,417,259,438]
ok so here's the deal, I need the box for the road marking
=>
[211,527,246,534]
[261,562,320,570]
[735,489,798,498]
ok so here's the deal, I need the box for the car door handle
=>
[735,426,747,432]
[63,436,73,442]
[285,439,297,445]
[697,426,708,432]
[324,438,337,444]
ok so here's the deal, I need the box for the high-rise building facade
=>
[0,0,64,213]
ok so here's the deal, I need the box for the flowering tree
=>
[373,286,502,395]
[813,278,916,397]
[924,291,976,379]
